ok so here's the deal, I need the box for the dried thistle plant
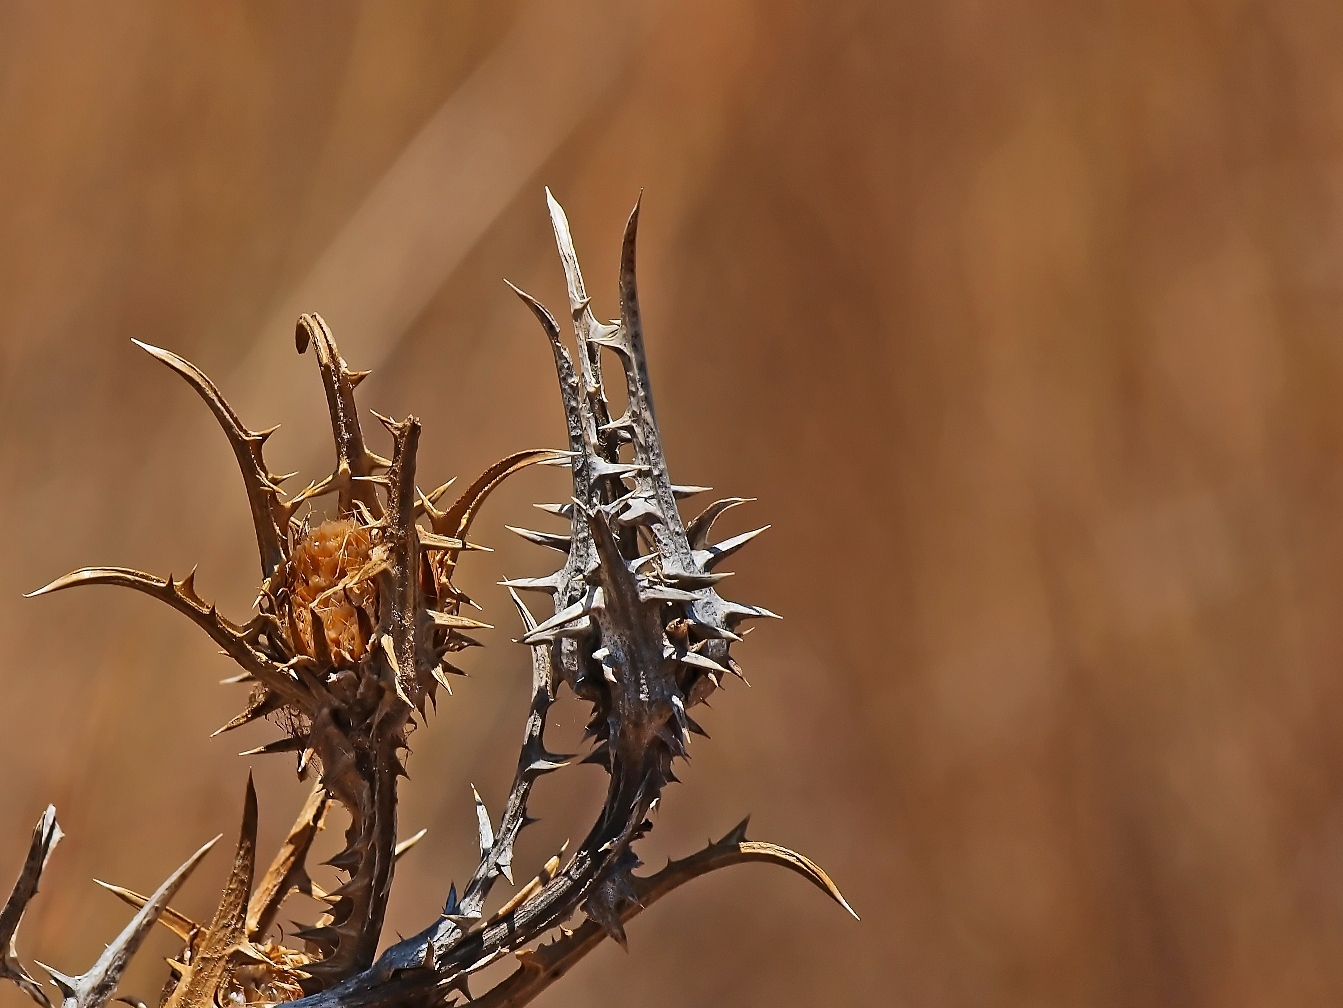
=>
[5,192,855,1008]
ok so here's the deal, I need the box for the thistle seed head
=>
[287,519,377,664]
[25,315,568,995]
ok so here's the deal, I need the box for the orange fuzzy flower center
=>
[288,518,377,663]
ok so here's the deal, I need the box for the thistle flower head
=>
[25,312,565,996]
[7,193,853,1008]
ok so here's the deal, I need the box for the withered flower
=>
[5,193,854,1008]
[21,306,559,1002]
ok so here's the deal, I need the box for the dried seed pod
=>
[25,314,565,1000]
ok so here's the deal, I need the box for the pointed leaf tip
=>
[129,337,164,356]
[471,785,495,857]
[739,840,859,921]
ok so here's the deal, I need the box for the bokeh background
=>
[2,2,1343,1006]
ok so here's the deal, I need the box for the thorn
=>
[425,477,457,505]
[694,526,770,571]
[532,502,574,518]
[92,880,199,941]
[209,690,284,737]
[718,816,751,847]
[640,586,700,603]
[380,633,402,676]
[430,663,453,696]
[471,785,494,858]
[239,735,309,757]
[442,914,484,936]
[498,574,562,594]
[417,531,466,551]
[429,610,493,631]
[32,963,77,998]
[678,651,729,675]
[505,526,572,553]
[524,754,571,776]
[727,657,751,686]
[685,498,754,549]
[367,409,398,433]
[581,743,611,770]
[720,601,782,628]
[684,712,710,738]
[395,829,427,860]
[522,596,593,639]
[444,975,473,1002]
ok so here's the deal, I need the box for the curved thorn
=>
[92,881,199,942]
[131,340,286,578]
[685,498,754,551]
[723,842,858,920]
[433,451,570,543]
[25,569,294,700]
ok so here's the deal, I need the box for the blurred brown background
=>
[2,2,1342,1006]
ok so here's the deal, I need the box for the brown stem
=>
[474,822,857,1008]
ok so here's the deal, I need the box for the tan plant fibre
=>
[288,520,377,663]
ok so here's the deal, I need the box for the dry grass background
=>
[2,2,1343,1006]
